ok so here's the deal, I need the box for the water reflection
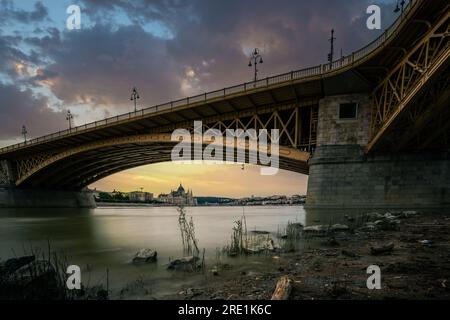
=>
[0,205,306,294]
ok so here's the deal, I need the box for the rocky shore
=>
[168,210,450,300]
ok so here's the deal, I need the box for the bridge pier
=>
[306,145,450,209]
[305,92,450,209]
[0,187,96,208]
[1,159,96,208]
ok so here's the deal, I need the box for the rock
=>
[244,234,275,254]
[330,224,349,232]
[402,210,418,216]
[167,256,199,271]
[324,238,340,246]
[373,219,399,231]
[366,212,384,221]
[384,213,396,220]
[303,225,328,233]
[370,242,395,255]
[419,240,433,246]
[360,222,377,231]
[0,255,35,277]
[132,249,157,263]
[250,230,270,235]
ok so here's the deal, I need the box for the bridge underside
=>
[16,138,310,191]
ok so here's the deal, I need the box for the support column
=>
[306,145,450,208]
[306,93,450,208]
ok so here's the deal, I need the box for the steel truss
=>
[369,11,450,151]
[11,102,317,187]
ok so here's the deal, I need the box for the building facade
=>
[158,184,197,206]
[129,191,153,202]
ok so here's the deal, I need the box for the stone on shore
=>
[303,225,328,233]
[133,249,157,263]
[330,224,350,232]
[167,256,199,271]
[244,234,276,254]
[370,242,395,255]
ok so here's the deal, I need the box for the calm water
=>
[0,205,361,297]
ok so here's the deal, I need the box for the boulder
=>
[244,234,275,254]
[366,212,384,221]
[0,255,35,278]
[167,256,199,271]
[330,224,349,232]
[132,249,157,263]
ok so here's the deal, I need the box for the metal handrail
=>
[0,0,419,154]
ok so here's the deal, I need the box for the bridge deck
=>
[1,0,444,159]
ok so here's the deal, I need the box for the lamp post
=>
[327,29,336,64]
[394,0,406,13]
[248,48,263,83]
[130,87,140,112]
[21,125,27,142]
[66,110,73,130]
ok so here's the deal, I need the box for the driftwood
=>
[271,276,292,300]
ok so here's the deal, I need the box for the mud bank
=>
[166,211,450,300]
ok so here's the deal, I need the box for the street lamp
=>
[327,29,336,64]
[130,87,140,112]
[248,48,263,83]
[21,125,27,142]
[394,0,406,13]
[66,110,73,130]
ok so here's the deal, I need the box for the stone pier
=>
[306,93,450,209]
[0,187,96,208]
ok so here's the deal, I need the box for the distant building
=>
[129,191,153,202]
[158,183,197,205]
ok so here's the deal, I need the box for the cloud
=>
[1,0,399,139]
[26,24,182,112]
[0,83,65,140]
[0,1,49,25]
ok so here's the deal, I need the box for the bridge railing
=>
[0,0,419,154]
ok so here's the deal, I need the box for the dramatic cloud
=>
[0,0,48,25]
[0,83,66,140]
[26,24,182,111]
[0,0,398,139]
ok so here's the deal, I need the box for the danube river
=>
[0,205,359,298]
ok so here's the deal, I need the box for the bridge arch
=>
[16,133,310,190]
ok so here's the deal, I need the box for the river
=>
[0,205,362,298]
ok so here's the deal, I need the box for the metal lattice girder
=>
[15,153,54,182]
[10,101,317,189]
[369,11,450,151]
[14,133,311,189]
[151,101,318,151]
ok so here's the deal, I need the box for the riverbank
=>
[95,202,305,207]
[164,210,450,300]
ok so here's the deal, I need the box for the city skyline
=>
[90,162,308,198]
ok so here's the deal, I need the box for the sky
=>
[0,0,399,197]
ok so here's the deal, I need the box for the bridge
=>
[1,0,449,208]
